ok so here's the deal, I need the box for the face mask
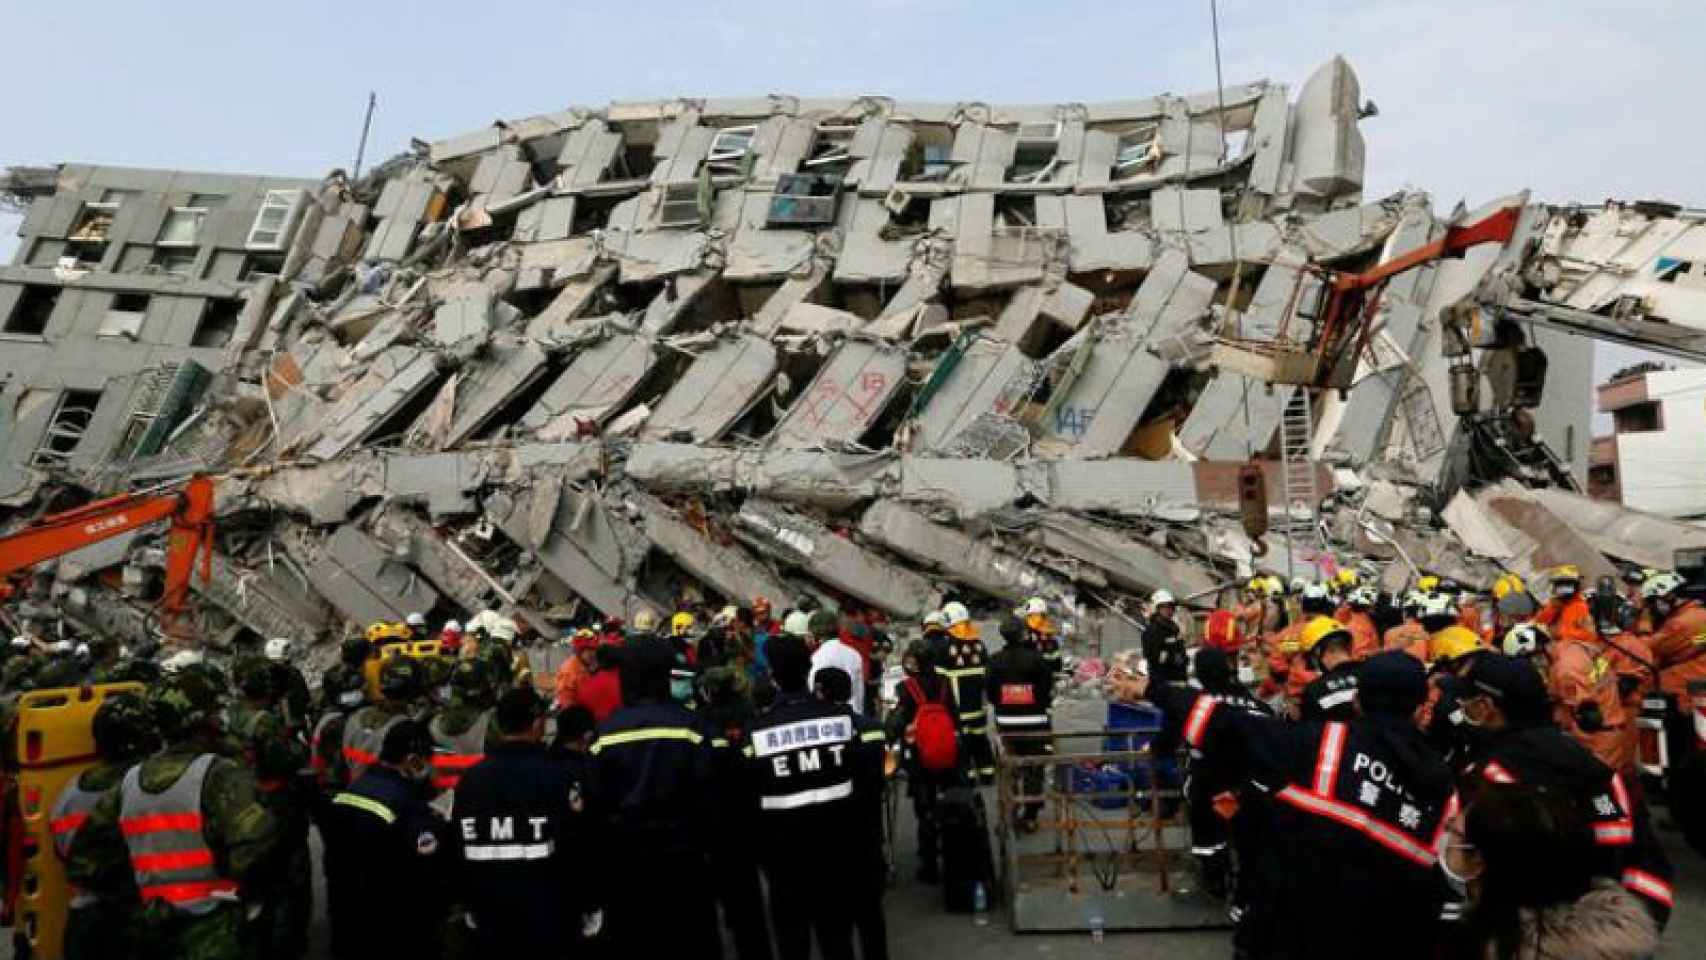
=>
[1237,665,1257,686]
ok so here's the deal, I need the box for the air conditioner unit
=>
[245,189,307,251]
[1016,120,1062,144]
[767,174,842,227]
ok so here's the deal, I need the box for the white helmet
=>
[783,610,812,637]
[74,643,91,659]
[488,617,518,642]
[51,639,74,655]
[1150,589,1176,607]
[711,605,738,627]
[1503,622,1550,658]
[405,612,427,628]
[922,610,947,629]
[1641,572,1685,601]
[442,620,463,634]
[1348,586,1378,608]
[160,649,205,675]
[264,637,294,661]
[1019,597,1049,618]
[941,602,971,627]
[1300,582,1332,602]
[9,636,29,650]
[1417,591,1459,619]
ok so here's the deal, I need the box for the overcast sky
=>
[3,0,1697,387]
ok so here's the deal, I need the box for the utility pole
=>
[352,92,377,179]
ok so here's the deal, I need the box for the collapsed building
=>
[4,55,1706,658]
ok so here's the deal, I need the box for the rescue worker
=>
[1455,653,1675,923]
[699,665,773,960]
[1016,597,1063,677]
[937,601,992,781]
[1267,582,1336,710]
[1383,591,1432,661]
[578,642,625,724]
[437,619,464,656]
[920,610,950,666]
[1541,567,1635,775]
[1297,616,1361,722]
[1234,578,1271,640]
[65,668,280,960]
[323,719,451,959]
[627,607,660,643]
[552,627,600,710]
[1591,584,1658,723]
[885,638,959,884]
[1132,652,1455,959]
[986,614,1053,830]
[52,692,157,960]
[1420,623,1484,764]
[227,657,311,960]
[1489,573,1537,638]
[480,614,521,689]
[309,665,368,804]
[320,635,369,706]
[262,639,312,737]
[404,611,428,640]
[808,609,866,715]
[586,638,719,958]
[452,687,591,958]
[1142,589,1189,684]
[1502,621,1552,672]
[668,611,701,704]
[748,632,884,960]
[341,657,428,787]
[1339,586,1382,660]
[1640,570,1706,713]
[428,659,500,793]
[812,665,890,960]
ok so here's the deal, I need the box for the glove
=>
[1574,700,1605,733]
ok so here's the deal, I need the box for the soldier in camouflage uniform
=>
[310,662,368,799]
[339,658,428,787]
[228,658,312,960]
[0,636,45,692]
[426,659,502,793]
[52,692,158,960]
[66,667,280,960]
[263,639,313,738]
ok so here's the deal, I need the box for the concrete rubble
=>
[6,56,1706,657]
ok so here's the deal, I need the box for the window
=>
[4,285,60,335]
[152,248,198,277]
[706,125,757,173]
[101,188,142,205]
[804,124,858,169]
[1612,400,1663,434]
[241,253,287,280]
[158,206,208,246]
[31,389,102,469]
[995,194,1039,229]
[100,292,150,339]
[187,193,227,210]
[245,189,305,251]
[68,202,119,242]
[1008,121,1060,184]
[192,298,243,348]
[767,174,842,227]
[657,182,707,228]
[1114,124,1161,176]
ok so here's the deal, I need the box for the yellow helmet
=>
[1430,625,1481,663]
[1491,573,1526,601]
[1416,575,1441,593]
[670,612,696,637]
[1246,577,1270,595]
[1550,564,1581,583]
[1334,569,1361,589]
[1299,616,1353,654]
[366,622,390,643]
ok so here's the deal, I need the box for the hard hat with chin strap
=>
[1151,589,1176,607]
[1641,571,1685,601]
[1430,625,1482,663]
[1299,616,1353,655]
[1502,622,1550,658]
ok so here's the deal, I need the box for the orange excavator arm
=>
[0,475,215,629]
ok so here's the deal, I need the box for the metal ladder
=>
[1279,389,1324,578]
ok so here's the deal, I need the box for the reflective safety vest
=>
[939,642,988,733]
[341,710,407,786]
[117,753,239,915]
[428,710,492,792]
[50,775,108,909]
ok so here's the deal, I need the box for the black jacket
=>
[986,643,1054,730]
[1142,616,1189,684]
[1300,661,1360,722]
[325,766,451,958]
[586,700,717,863]
[746,691,883,866]
[451,741,588,951]
[1152,682,1453,959]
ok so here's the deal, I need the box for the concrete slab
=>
[770,340,908,450]
[642,334,777,442]
[858,500,1067,602]
[733,499,940,618]
[304,525,443,625]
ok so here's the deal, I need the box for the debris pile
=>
[6,56,1706,657]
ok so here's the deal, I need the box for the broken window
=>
[100,292,150,339]
[69,202,119,242]
[1613,400,1663,434]
[706,125,757,173]
[616,142,657,180]
[657,181,708,229]
[1113,124,1161,177]
[995,194,1039,229]
[158,206,209,246]
[805,123,858,170]
[152,247,198,277]
[1007,121,1060,184]
[1656,259,1693,283]
[4,285,59,336]
[246,189,305,250]
[767,173,841,227]
[192,298,243,348]
[30,389,102,469]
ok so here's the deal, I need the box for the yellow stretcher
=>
[8,683,144,960]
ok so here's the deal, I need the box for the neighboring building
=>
[0,164,320,499]
[1589,365,1706,518]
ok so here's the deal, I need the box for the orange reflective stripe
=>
[50,812,89,836]
[1431,792,1461,851]
[132,849,215,873]
[1277,786,1436,867]
[342,747,378,765]
[140,879,238,904]
[1183,697,1217,748]
[1622,868,1673,907]
[1481,761,1517,784]
[1313,722,1347,796]
[431,753,484,771]
[120,812,204,836]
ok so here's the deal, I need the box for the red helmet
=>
[1203,609,1242,653]
[571,628,599,652]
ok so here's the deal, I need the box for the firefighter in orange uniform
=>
[1541,567,1635,774]
[1383,591,1432,662]
[1338,586,1382,660]
[1640,571,1706,706]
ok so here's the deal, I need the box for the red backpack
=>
[904,677,959,772]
